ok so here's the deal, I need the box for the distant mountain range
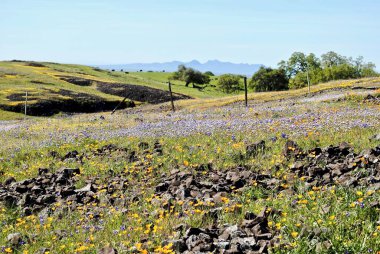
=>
[97,60,262,76]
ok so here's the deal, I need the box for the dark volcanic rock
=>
[4,177,16,186]
[172,208,272,253]
[283,140,303,158]
[246,140,266,157]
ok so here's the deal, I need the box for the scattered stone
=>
[38,168,49,175]
[138,142,149,150]
[316,240,332,252]
[370,134,380,141]
[283,140,303,158]
[173,209,272,253]
[4,177,16,185]
[7,232,23,246]
[62,150,79,160]
[246,140,266,157]
[163,239,187,253]
[36,248,50,254]
[97,246,118,254]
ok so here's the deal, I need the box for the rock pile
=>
[154,165,274,205]
[0,143,162,215]
[0,167,83,215]
[287,141,380,189]
[1,140,380,253]
[157,140,380,253]
[166,209,275,254]
[364,94,380,104]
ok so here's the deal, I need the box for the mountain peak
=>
[189,59,201,64]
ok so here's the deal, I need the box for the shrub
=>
[250,67,289,92]
[217,74,241,93]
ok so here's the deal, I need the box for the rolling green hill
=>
[0,60,223,118]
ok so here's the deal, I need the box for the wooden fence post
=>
[244,77,248,107]
[111,97,128,115]
[168,81,175,112]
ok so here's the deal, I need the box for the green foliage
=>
[279,52,321,78]
[280,51,378,89]
[250,67,289,92]
[171,65,211,87]
[204,71,215,76]
[217,74,242,93]
[289,72,308,89]
[321,51,348,67]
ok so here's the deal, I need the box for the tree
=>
[289,72,308,89]
[279,52,321,78]
[204,71,215,76]
[280,51,378,89]
[249,67,289,92]
[217,74,241,93]
[171,65,210,87]
[306,53,322,70]
[287,52,308,76]
[361,62,378,77]
[321,51,347,67]
[351,57,377,77]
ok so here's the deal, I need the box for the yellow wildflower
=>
[291,231,298,238]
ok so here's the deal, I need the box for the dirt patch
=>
[97,82,191,104]
[58,75,94,86]
[1,89,134,116]
[30,80,51,85]
[6,93,39,102]
[92,67,106,72]
[25,62,46,68]
[352,85,380,90]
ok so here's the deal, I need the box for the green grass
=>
[1,123,380,253]
[0,83,380,253]
[0,61,235,120]
[0,110,25,120]
[1,61,380,253]
[0,61,127,117]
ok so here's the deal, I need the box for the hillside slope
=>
[0,61,199,117]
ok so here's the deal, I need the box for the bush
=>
[217,74,241,93]
[171,65,211,87]
[250,67,289,92]
[289,72,308,89]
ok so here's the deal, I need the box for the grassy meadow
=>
[0,61,228,120]
[0,62,380,253]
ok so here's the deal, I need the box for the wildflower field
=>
[0,66,380,253]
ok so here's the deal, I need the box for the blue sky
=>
[0,0,379,68]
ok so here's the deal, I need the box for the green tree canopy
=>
[321,51,348,67]
[204,71,215,76]
[279,52,321,78]
[171,65,210,87]
[250,67,289,92]
[280,51,378,89]
[217,74,241,93]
